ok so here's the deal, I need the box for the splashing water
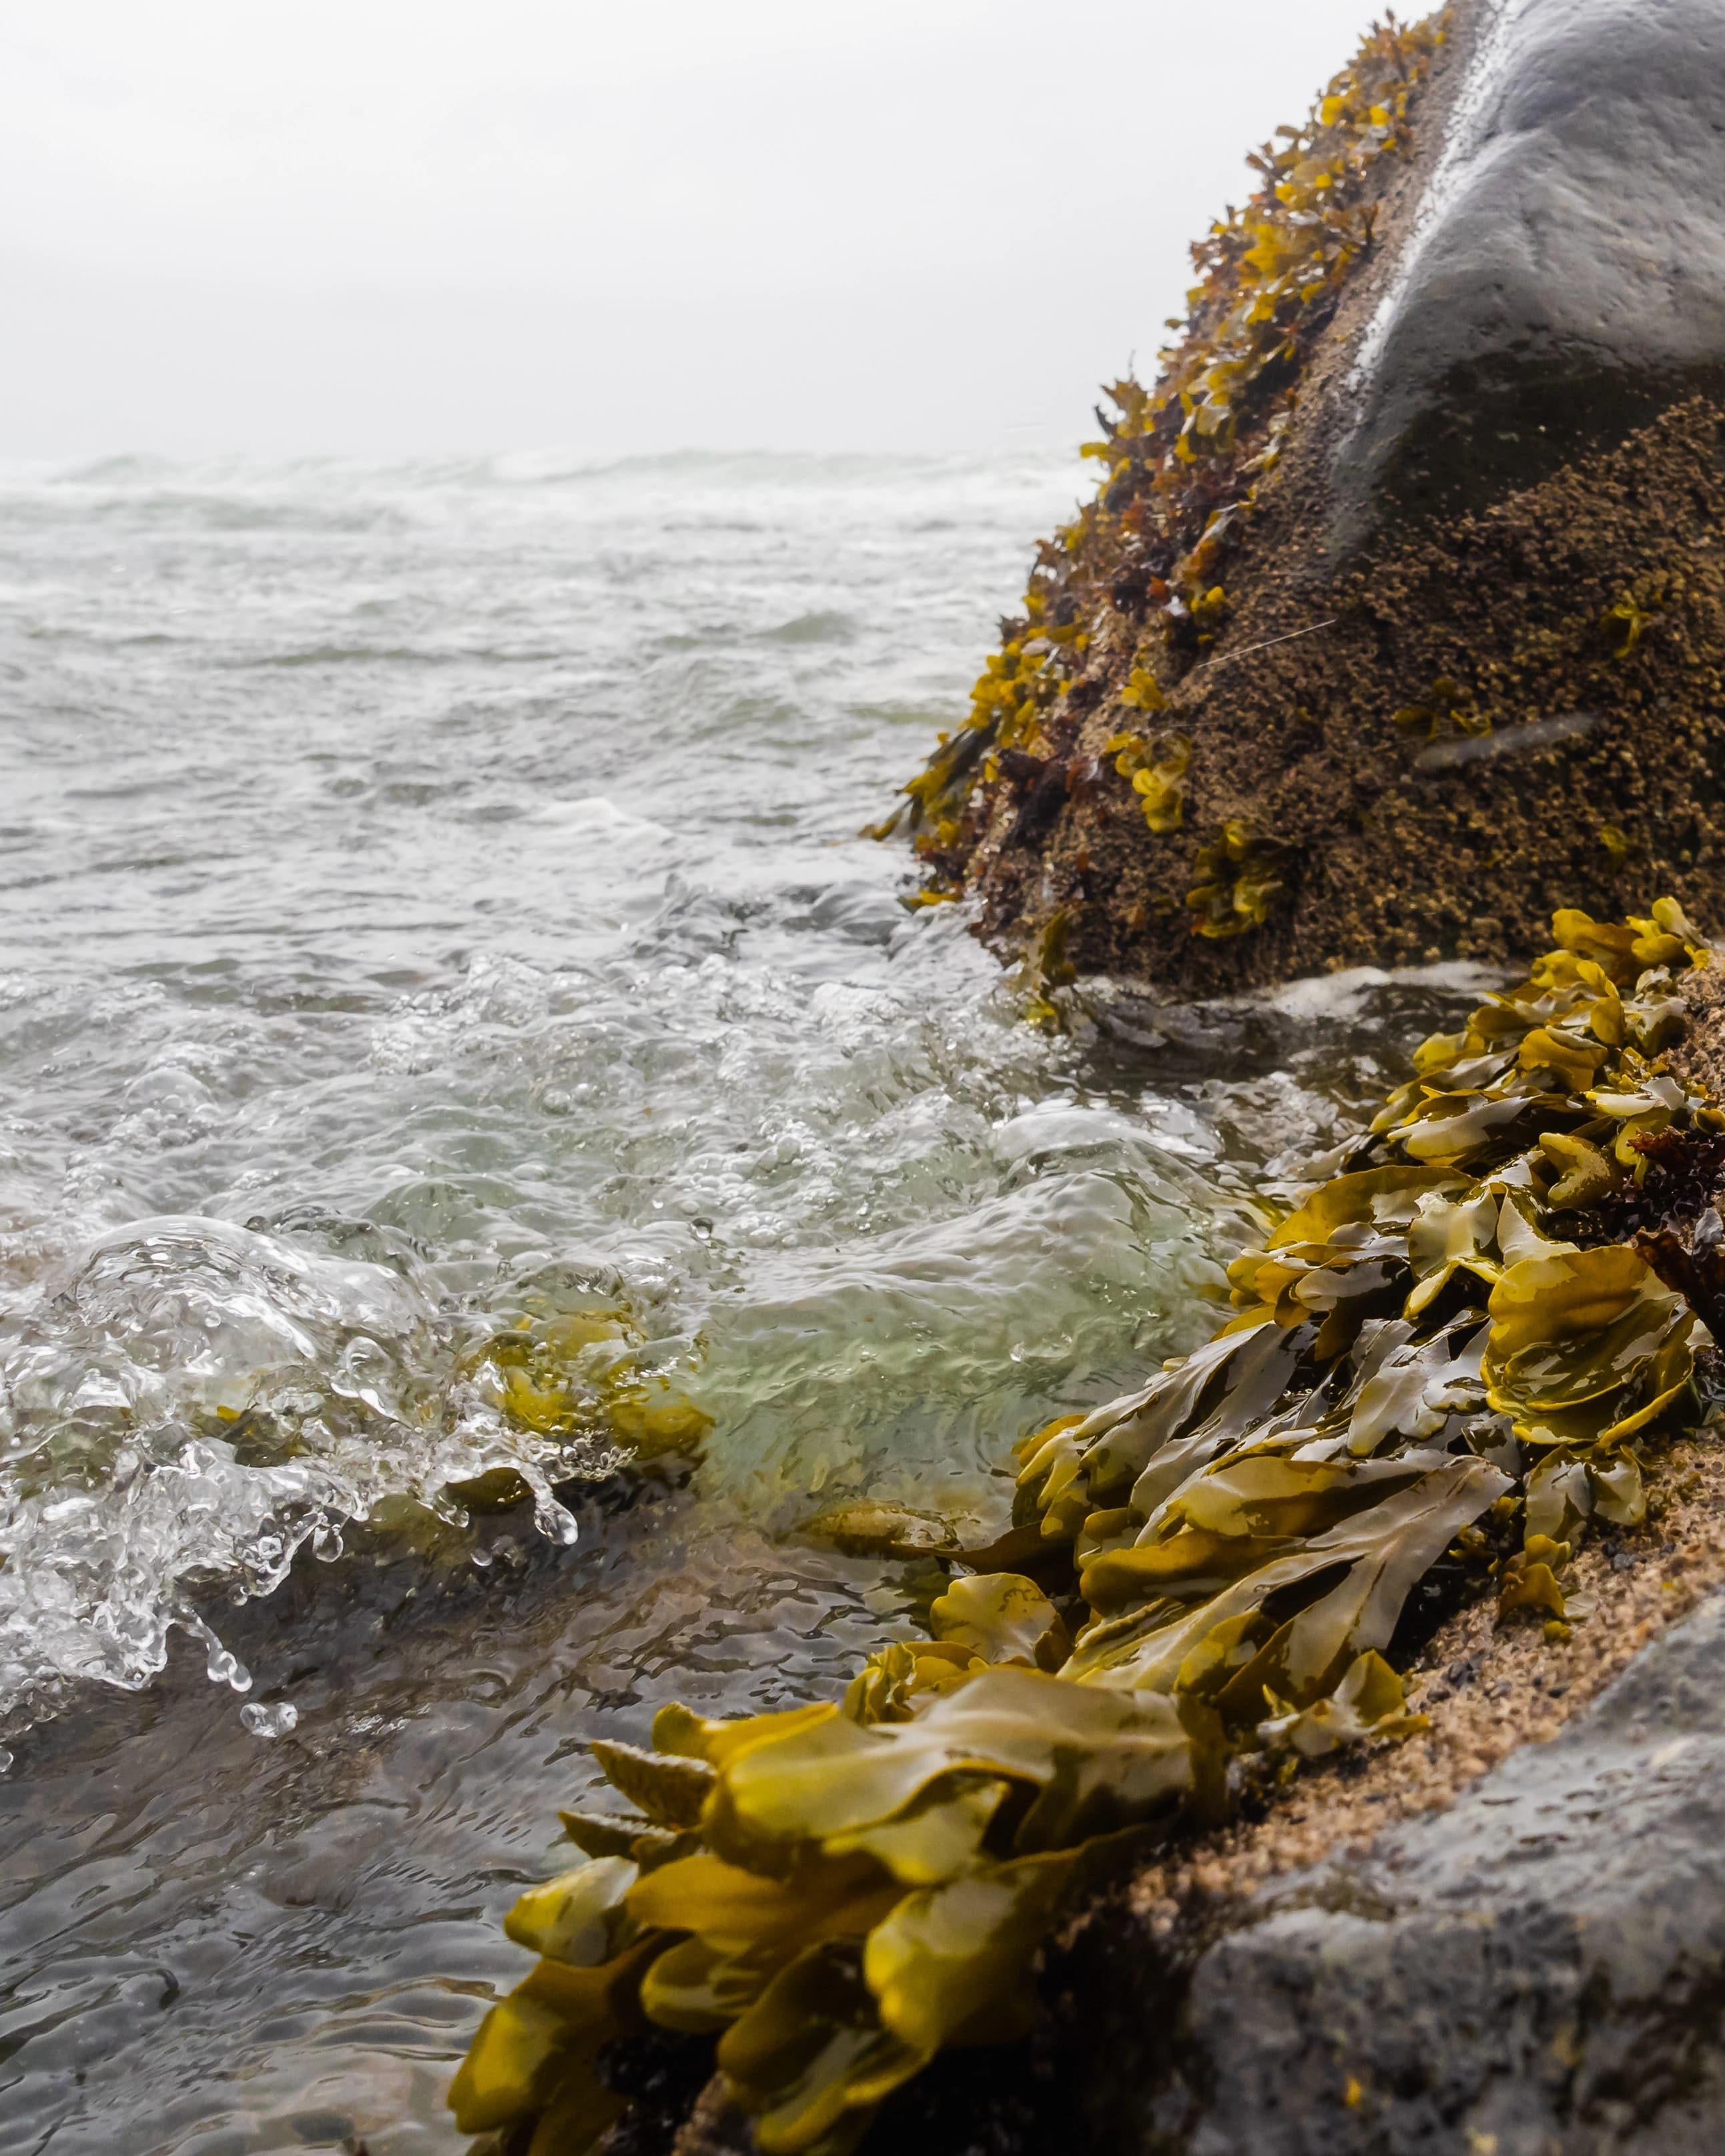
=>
[0,448,1479,2153]
[0,1211,621,1736]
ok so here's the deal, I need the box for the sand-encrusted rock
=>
[904,0,1725,998]
[1089,1587,1725,2156]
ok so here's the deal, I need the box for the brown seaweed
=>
[450,902,1719,2155]
[887,11,1449,917]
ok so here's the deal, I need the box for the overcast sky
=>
[1,1,1401,461]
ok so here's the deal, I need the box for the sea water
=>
[0,449,1471,2152]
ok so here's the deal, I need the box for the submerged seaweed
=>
[445,1295,713,1524]
[450,902,1720,2156]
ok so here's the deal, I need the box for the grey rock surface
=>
[1119,1593,1725,2155]
[1331,0,1725,544]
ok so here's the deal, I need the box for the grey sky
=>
[0,1,1405,459]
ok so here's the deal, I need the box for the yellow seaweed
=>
[864,1844,1095,2051]
[504,1856,637,1966]
[1258,1649,1427,1758]
[1131,732,1192,834]
[452,900,1718,2151]
[890,11,1449,897]
[1186,822,1296,939]
[717,1941,928,2154]
[928,1572,1070,1670]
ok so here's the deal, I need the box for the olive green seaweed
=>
[890,9,1449,934]
[450,899,1720,2155]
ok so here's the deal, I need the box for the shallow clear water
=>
[0,448,1473,2153]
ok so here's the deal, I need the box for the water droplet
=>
[240,1700,298,1738]
[535,1494,579,1547]
[210,1644,252,1693]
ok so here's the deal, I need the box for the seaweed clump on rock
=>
[890,9,1448,926]
[446,901,1725,2156]
[891,0,1725,1000]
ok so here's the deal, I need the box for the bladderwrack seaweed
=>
[886,13,1450,940]
[452,899,1723,2153]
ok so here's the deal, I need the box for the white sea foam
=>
[0,448,1495,2151]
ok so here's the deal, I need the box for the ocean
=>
[0,448,1465,2152]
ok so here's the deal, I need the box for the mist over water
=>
[0,449,1461,2151]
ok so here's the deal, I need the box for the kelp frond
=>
[451,901,1719,2154]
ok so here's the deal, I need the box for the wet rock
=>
[1095,1591,1725,2154]
[1076,985,1299,1075]
[1332,0,1725,544]
[916,0,1725,995]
